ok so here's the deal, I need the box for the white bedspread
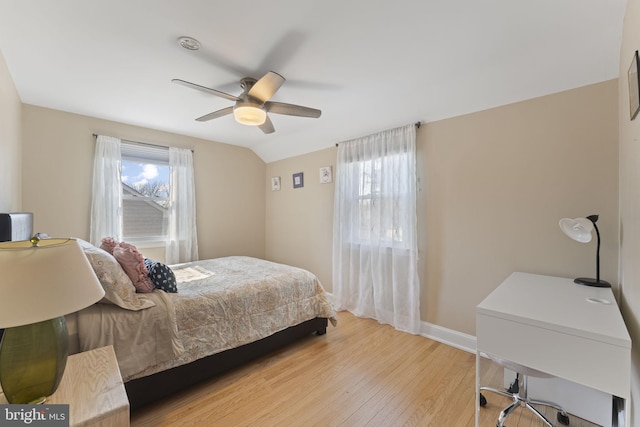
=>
[77,291,183,380]
[77,256,337,381]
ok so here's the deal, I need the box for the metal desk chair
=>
[479,357,570,427]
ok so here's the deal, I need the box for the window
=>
[91,135,198,263]
[120,143,170,245]
[348,151,412,246]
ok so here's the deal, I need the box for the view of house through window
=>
[121,145,170,245]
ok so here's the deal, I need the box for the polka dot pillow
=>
[144,258,178,293]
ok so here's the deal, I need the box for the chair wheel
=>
[557,411,570,425]
[479,392,487,407]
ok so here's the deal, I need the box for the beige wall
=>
[265,148,336,291]
[21,105,266,261]
[421,80,618,334]
[618,0,640,422]
[0,49,22,212]
[266,80,619,337]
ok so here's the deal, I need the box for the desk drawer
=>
[477,313,630,399]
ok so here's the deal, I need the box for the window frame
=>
[120,143,171,246]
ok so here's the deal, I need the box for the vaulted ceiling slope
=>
[0,1,627,163]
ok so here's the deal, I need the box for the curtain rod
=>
[335,122,422,147]
[92,133,194,153]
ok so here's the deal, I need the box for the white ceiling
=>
[0,0,627,163]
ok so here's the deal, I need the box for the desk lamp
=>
[0,237,105,403]
[559,214,611,288]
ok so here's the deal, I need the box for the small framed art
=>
[293,172,304,189]
[319,166,333,184]
[629,50,640,120]
[271,176,281,191]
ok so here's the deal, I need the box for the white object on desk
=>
[476,272,631,427]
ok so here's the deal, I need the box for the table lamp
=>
[558,214,611,288]
[0,237,105,404]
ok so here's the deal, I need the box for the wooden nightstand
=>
[1,345,130,426]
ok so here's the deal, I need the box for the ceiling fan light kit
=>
[173,71,321,134]
[234,103,267,126]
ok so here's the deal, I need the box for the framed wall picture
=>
[293,172,304,189]
[629,50,640,120]
[319,166,333,184]
[271,176,281,191]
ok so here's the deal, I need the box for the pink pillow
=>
[100,237,119,255]
[113,242,155,293]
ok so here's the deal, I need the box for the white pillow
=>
[76,239,155,311]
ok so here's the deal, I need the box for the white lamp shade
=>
[0,238,105,328]
[559,217,594,243]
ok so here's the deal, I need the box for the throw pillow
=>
[99,237,119,255]
[144,258,178,293]
[113,242,155,293]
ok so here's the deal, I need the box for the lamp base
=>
[574,277,611,288]
[0,316,69,404]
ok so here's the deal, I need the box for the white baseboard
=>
[325,292,477,354]
[419,320,477,354]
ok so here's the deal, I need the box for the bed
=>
[75,251,337,409]
[0,213,337,410]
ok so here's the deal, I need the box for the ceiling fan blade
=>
[196,106,234,122]
[266,101,321,118]
[172,79,239,102]
[248,71,285,103]
[259,115,275,134]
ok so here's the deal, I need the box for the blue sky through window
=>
[121,160,169,187]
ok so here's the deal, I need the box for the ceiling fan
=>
[172,71,321,134]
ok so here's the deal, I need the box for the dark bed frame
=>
[125,316,328,410]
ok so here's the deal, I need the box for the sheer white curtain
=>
[166,147,199,264]
[90,135,123,245]
[332,124,420,334]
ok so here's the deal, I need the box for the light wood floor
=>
[131,312,599,427]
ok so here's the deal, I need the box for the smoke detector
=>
[178,36,200,51]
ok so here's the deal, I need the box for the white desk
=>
[476,272,631,426]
